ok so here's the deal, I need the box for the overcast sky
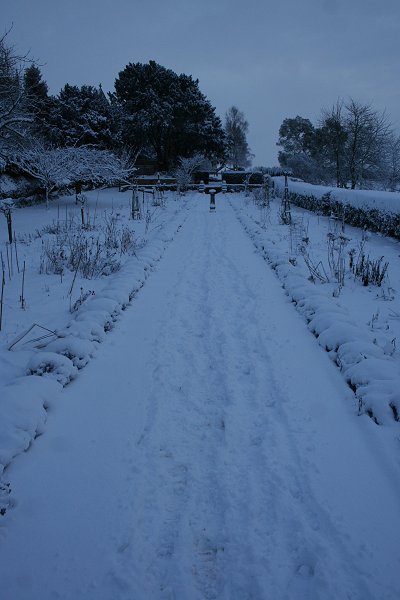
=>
[3,0,400,166]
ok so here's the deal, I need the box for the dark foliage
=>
[112,61,226,170]
[284,190,400,240]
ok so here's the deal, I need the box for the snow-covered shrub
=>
[44,336,97,369]
[27,352,78,386]
[75,309,114,333]
[0,198,14,243]
[278,188,400,240]
[175,154,211,192]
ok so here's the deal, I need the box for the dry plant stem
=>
[69,254,82,294]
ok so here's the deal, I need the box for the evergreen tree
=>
[316,101,348,187]
[47,84,114,148]
[277,116,320,180]
[23,65,52,140]
[24,64,48,101]
[113,61,225,170]
[277,116,315,160]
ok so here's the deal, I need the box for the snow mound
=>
[27,352,78,386]
[0,376,61,475]
[45,336,98,369]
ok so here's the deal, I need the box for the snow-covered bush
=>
[275,185,400,240]
[10,144,137,206]
[175,154,211,192]
[27,352,78,386]
[44,335,97,369]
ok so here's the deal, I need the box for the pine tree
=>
[46,84,114,148]
[113,61,225,170]
[23,65,52,140]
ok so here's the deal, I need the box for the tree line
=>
[0,29,253,199]
[277,99,400,190]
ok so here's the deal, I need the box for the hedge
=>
[284,190,400,240]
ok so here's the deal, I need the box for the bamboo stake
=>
[20,260,26,309]
[5,243,11,280]
[10,240,13,278]
[69,253,82,312]
[14,234,20,273]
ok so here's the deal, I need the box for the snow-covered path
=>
[1,195,400,600]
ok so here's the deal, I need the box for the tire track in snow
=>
[112,196,390,600]
[132,208,231,599]
[221,198,382,599]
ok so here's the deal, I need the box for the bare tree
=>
[11,142,69,207]
[344,98,391,189]
[174,153,211,191]
[0,29,33,157]
[382,133,400,191]
[63,146,136,188]
[224,106,252,170]
[12,143,138,207]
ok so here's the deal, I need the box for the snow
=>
[0,187,190,480]
[0,376,60,476]
[0,190,400,599]
[275,176,400,213]
[233,192,400,427]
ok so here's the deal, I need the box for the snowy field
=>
[0,190,400,599]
